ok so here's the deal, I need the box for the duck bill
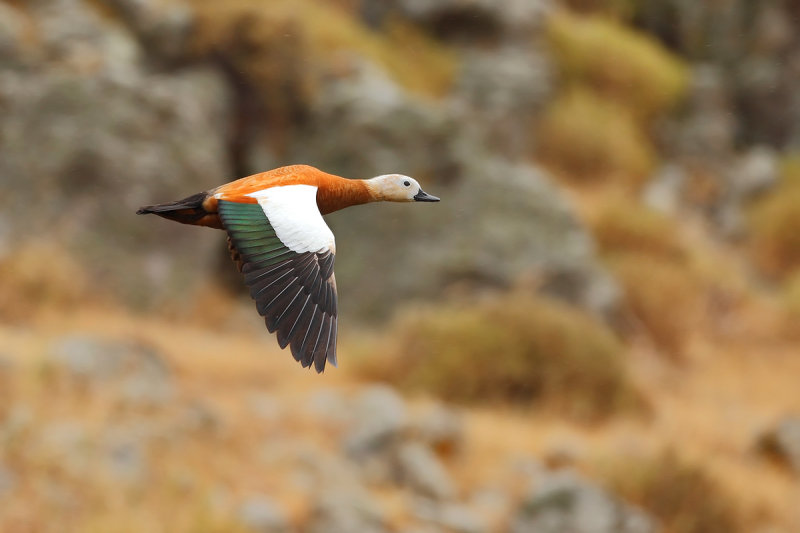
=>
[413,189,440,202]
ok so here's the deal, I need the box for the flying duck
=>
[137,164,439,373]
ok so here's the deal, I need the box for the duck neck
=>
[316,177,378,215]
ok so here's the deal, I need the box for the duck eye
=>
[403,180,410,187]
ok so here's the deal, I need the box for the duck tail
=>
[137,192,222,229]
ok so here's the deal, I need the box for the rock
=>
[758,416,800,474]
[48,335,169,378]
[0,0,231,306]
[307,489,388,533]
[412,499,487,533]
[512,470,656,533]
[455,46,552,159]
[643,164,687,215]
[730,146,779,199]
[237,495,291,533]
[103,0,194,62]
[393,442,456,500]
[48,335,174,407]
[411,404,464,457]
[344,385,408,459]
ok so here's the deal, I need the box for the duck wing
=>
[218,184,337,372]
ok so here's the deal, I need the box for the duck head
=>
[366,174,440,203]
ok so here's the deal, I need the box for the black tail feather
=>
[137,192,217,226]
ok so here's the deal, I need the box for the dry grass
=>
[0,242,93,323]
[608,252,702,358]
[547,11,687,121]
[188,0,456,101]
[748,178,800,280]
[536,89,655,185]
[601,451,745,533]
[591,199,686,260]
[358,294,641,421]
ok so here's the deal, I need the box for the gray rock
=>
[307,489,387,533]
[394,443,455,500]
[512,470,656,533]
[413,499,487,533]
[103,0,194,62]
[238,495,291,533]
[48,335,174,407]
[0,0,231,306]
[643,164,687,215]
[730,146,779,199]
[344,385,408,459]
[759,416,800,474]
[48,335,169,379]
[455,46,552,159]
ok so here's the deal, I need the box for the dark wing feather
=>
[218,200,338,372]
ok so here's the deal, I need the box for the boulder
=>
[393,442,456,500]
[344,385,408,459]
[307,489,388,533]
[0,0,231,305]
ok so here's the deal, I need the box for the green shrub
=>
[537,90,655,184]
[360,294,641,421]
[602,451,744,533]
[547,12,687,120]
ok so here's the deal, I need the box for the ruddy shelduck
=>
[137,165,439,372]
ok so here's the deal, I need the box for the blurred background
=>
[1,0,800,531]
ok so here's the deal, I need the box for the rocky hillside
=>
[2,0,800,531]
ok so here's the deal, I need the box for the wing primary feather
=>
[266,285,304,332]
[291,304,317,364]
[313,316,333,373]
[300,309,324,368]
[327,317,338,368]
[278,293,311,348]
